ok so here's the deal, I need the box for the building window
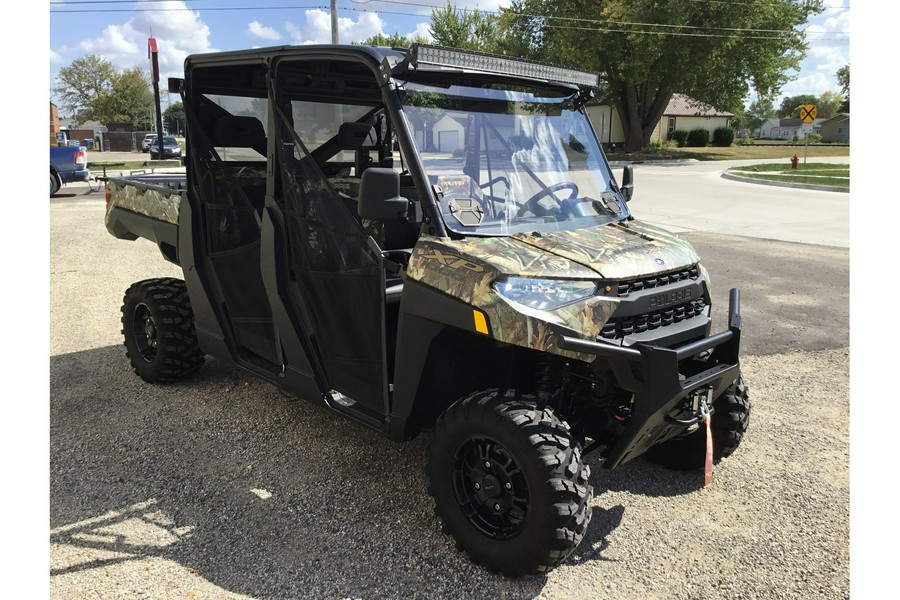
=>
[837,127,843,134]
[667,117,676,136]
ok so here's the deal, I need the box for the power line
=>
[348,0,848,35]
[49,1,849,39]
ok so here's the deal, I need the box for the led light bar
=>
[408,44,599,88]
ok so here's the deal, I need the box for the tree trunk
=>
[614,84,674,151]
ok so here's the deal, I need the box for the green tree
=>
[744,97,777,136]
[53,56,154,128]
[359,32,415,48]
[164,101,186,135]
[816,90,843,119]
[836,64,849,112]
[108,67,154,127]
[430,2,501,52]
[778,93,818,118]
[52,55,116,126]
[499,0,823,150]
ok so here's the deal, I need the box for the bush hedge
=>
[713,127,735,147]
[671,129,689,147]
[687,128,710,147]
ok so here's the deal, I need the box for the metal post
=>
[149,37,165,156]
[331,0,339,44]
[804,131,809,164]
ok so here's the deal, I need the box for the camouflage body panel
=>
[105,178,183,226]
[407,236,618,362]
[511,219,699,280]
[407,221,702,361]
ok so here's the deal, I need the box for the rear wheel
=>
[50,172,60,196]
[427,389,593,576]
[121,278,205,383]
[645,376,750,470]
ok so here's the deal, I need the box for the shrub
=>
[670,129,689,147]
[686,128,710,147]
[806,133,822,144]
[713,127,735,147]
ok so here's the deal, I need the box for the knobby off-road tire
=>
[121,278,205,383]
[427,389,593,576]
[645,376,751,471]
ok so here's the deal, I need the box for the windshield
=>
[399,82,627,236]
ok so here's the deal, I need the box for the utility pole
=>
[331,0,339,44]
[148,37,165,143]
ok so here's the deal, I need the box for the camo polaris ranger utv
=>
[106,44,749,576]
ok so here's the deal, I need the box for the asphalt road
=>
[49,169,850,599]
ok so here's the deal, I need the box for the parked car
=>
[50,146,90,196]
[149,136,182,159]
[141,133,158,153]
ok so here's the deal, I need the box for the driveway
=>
[49,161,850,599]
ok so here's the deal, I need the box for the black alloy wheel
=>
[428,389,593,576]
[121,278,205,383]
[452,436,530,540]
[131,302,159,363]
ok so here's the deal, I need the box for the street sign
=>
[800,104,817,123]
[801,122,813,133]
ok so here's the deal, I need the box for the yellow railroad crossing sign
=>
[800,104,817,123]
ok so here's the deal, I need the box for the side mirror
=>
[168,77,183,94]
[358,168,408,220]
[620,164,634,202]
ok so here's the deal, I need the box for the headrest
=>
[214,115,266,153]
[337,122,374,150]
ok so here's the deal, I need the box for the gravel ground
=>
[49,194,849,599]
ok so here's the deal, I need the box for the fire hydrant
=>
[790,154,799,169]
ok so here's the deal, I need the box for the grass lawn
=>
[726,162,849,189]
[606,144,850,162]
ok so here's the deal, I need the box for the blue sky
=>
[48,0,849,113]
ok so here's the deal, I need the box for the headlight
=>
[494,278,597,311]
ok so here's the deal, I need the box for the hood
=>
[509,219,699,279]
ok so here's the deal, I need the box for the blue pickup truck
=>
[50,146,91,196]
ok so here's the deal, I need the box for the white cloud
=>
[777,71,834,100]
[407,22,433,42]
[248,21,282,41]
[285,9,385,45]
[50,49,62,64]
[55,1,216,83]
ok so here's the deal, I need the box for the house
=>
[758,117,826,140]
[650,94,734,143]
[432,114,466,153]
[586,93,732,147]
[819,113,849,143]
[50,102,61,146]
[759,117,780,139]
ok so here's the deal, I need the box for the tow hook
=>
[665,387,714,427]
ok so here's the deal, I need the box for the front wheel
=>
[121,278,205,383]
[427,389,593,576]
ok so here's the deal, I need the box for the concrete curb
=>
[608,159,700,167]
[721,170,849,193]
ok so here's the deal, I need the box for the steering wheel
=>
[522,181,579,217]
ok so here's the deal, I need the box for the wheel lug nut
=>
[505,482,512,490]
[474,482,481,490]
[494,503,501,511]
[484,461,491,468]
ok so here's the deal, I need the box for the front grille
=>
[600,298,708,339]
[613,265,700,297]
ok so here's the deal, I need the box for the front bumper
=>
[557,288,743,468]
